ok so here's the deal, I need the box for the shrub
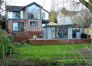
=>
[0,29,15,60]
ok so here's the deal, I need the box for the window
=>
[13,11,20,19]
[72,28,80,38]
[27,5,41,19]
[42,13,45,18]
[13,22,24,31]
[51,27,55,38]
[30,21,38,30]
[58,27,68,38]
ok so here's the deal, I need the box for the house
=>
[6,2,90,43]
[43,10,84,39]
[6,2,49,40]
[84,24,92,39]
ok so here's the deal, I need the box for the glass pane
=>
[27,5,41,19]
[58,27,68,38]
[12,12,20,19]
[13,23,19,31]
[30,21,38,30]
[13,22,24,31]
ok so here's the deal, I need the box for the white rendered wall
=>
[42,10,49,20]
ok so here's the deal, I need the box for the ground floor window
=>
[13,22,24,31]
[51,27,55,38]
[30,21,38,30]
[58,27,68,38]
[72,28,80,38]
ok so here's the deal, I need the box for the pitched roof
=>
[6,2,49,13]
[24,2,43,9]
[24,2,49,13]
[47,22,58,26]
[6,6,24,11]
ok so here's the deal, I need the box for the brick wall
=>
[13,31,42,42]
[29,39,91,45]
[8,19,42,33]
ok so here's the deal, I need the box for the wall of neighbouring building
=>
[84,28,92,39]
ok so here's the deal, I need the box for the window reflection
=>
[12,11,20,19]
[30,21,38,30]
[13,22,24,31]
[27,5,41,19]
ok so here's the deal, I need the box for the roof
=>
[61,9,79,16]
[24,2,49,13]
[24,2,43,9]
[6,2,49,13]
[43,23,74,28]
[6,6,24,11]
[47,22,58,26]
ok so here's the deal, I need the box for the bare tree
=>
[79,0,92,13]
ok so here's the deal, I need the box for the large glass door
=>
[58,26,68,38]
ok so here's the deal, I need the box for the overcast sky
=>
[6,0,52,11]
[6,0,87,11]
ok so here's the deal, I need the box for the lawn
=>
[14,44,90,60]
[8,44,92,66]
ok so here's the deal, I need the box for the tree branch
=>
[79,0,92,13]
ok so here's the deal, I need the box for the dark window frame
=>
[13,22,24,32]
[12,11,20,19]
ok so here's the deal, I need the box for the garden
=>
[0,29,92,66]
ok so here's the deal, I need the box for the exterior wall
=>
[8,19,42,39]
[84,28,92,39]
[8,20,42,32]
[57,12,73,25]
[42,10,49,20]
[8,20,13,33]
[25,20,42,31]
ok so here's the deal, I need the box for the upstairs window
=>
[27,5,41,19]
[13,11,20,19]
[42,13,45,18]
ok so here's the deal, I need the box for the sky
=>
[6,0,52,11]
[6,0,87,12]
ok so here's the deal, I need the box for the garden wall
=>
[29,39,91,45]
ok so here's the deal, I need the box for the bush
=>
[0,29,15,59]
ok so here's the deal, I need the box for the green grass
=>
[5,44,92,66]
[14,44,90,60]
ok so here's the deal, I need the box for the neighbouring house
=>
[6,2,49,40]
[84,24,92,39]
[43,10,85,39]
